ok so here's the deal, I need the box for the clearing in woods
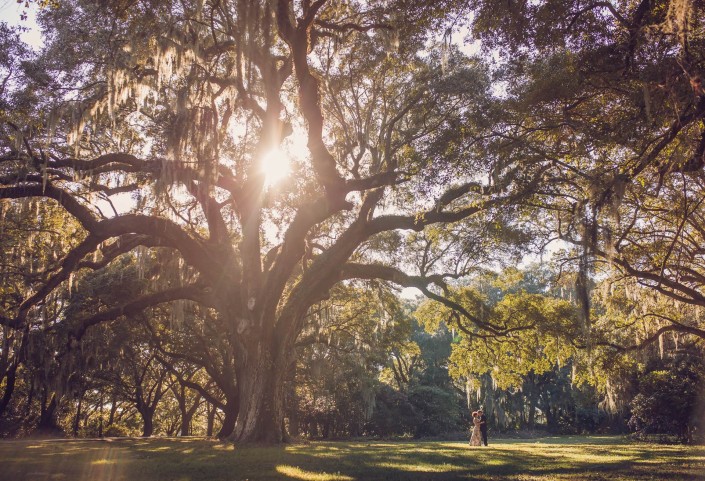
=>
[0,435,703,480]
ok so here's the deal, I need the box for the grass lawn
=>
[0,435,703,481]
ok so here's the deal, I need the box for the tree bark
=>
[206,403,216,437]
[108,395,117,426]
[217,401,238,438]
[140,408,154,437]
[526,374,538,430]
[180,413,192,436]
[38,391,60,433]
[24,381,34,417]
[174,384,200,436]
[73,393,83,437]
[285,361,299,438]
[543,401,556,432]
[528,396,537,430]
[98,394,104,438]
[0,364,17,419]
[230,340,287,443]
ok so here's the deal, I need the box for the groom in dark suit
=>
[478,409,488,446]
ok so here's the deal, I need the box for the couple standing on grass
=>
[469,410,488,446]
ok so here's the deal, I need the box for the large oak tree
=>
[0,0,544,442]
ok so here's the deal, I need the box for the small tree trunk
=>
[0,364,17,419]
[98,394,104,438]
[543,403,551,429]
[108,393,118,426]
[166,419,178,436]
[177,389,200,436]
[322,417,331,439]
[527,381,538,430]
[206,403,216,437]
[73,394,84,437]
[25,381,34,417]
[177,388,189,436]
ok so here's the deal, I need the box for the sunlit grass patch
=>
[212,442,236,451]
[276,465,354,480]
[91,459,118,465]
[376,461,464,473]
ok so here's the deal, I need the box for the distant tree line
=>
[1,256,703,443]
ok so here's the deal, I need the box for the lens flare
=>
[261,148,292,187]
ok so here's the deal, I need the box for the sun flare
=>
[261,148,292,187]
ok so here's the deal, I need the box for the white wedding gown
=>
[469,418,482,446]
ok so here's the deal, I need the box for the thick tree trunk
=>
[180,414,191,436]
[38,391,60,433]
[135,396,156,438]
[230,342,287,443]
[139,407,155,437]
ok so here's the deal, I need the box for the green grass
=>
[0,436,703,480]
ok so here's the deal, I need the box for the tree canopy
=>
[1,0,705,443]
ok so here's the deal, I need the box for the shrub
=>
[628,350,705,443]
[103,424,133,437]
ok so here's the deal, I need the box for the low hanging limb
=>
[339,262,528,338]
[68,284,213,341]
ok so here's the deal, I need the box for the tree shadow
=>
[1,437,703,481]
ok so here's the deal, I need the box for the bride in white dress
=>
[469,411,482,446]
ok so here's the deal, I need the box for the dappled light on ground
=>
[81,445,125,481]
[0,440,127,481]
[0,436,702,481]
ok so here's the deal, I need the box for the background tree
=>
[413,266,611,434]
[467,0,705,344]
[289,283,408,438]
[628,344,705,443]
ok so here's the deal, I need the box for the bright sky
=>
[0,0,43,48]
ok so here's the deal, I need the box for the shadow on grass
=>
[271,440,705,481]
[0,437,703,481]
